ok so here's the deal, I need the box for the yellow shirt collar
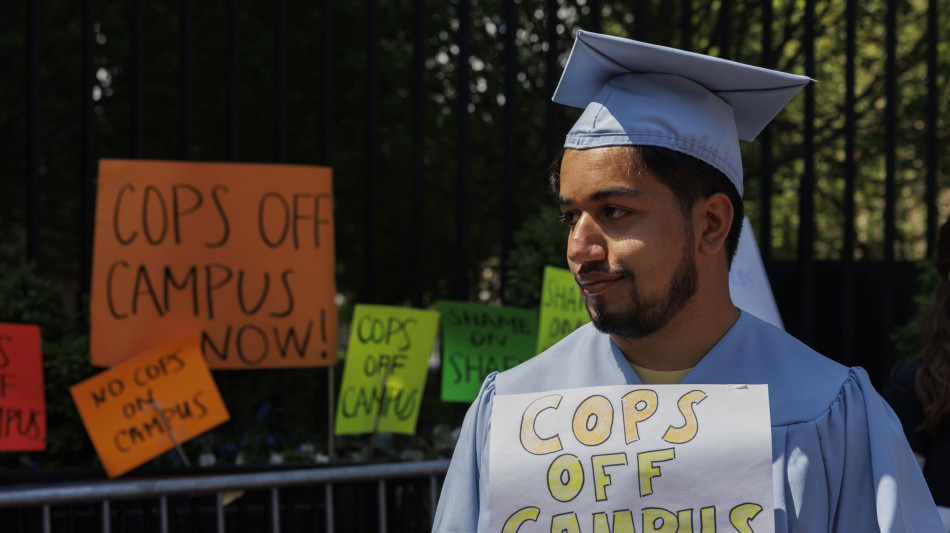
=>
[630,363,693,385]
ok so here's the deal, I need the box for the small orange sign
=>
[0,323,46,451]
[70,336,229,478]
[90,159,337,369]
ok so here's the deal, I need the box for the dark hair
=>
[915,216,950,434]
[549,146,744,264]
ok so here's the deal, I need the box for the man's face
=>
[558,147,698,340]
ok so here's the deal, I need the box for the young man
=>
[434,31,942,532]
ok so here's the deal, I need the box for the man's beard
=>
[583,241,698,340]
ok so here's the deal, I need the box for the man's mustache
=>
[576,265,628,276]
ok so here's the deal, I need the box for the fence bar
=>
[377,479,387,533]
[132,0,145,158]
[274,0,287,163]
[544,0,558,164]
[881,0,897,370]
[884,0,896,263]
[925,0,939,251]
[429,475,438,527]
[455,0,471,301]
[216,492,225,533]
[680,0,692,51]
[325,483,335,533]
[42,505,50,533]
[758,0,773,263]
[271,487,281,533]
[362,0,379,303]
[633,0,644,39]
[796,0,816,344]
[589,0,602,33]
[501,0,515,295]
[27,0,40,264]
[841,0,857,365]
[228,0,240,161]
[102,500,111,533]
[81,0,96,295]
[179,0,193,159]
[319,0,332,166]
[410,0,426,307]
[160,495,169,533]
[718,0,731,58]
[321,0,335,461]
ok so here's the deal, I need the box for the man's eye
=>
[558,212,578,227]
[604,206,628,219]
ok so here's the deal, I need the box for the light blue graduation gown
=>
[433,311,943,532]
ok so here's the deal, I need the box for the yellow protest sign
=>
[535,266,589,353]
[70,337,230,478]
[90,159,337,369]
[335,305,440,435]
[0,324,46,451]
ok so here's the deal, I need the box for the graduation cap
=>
[552,30,811,196]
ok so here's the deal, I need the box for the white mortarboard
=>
[552,30,811,196]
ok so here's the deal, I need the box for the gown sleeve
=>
[432,372,496,532]
[781,367,943,532]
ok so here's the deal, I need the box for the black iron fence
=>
[0,0,947,527]
[5,0,945,364]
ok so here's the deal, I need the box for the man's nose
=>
[567,213,607,265]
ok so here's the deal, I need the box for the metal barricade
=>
[0,460,450,533]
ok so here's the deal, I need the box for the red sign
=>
[0,323,46,451]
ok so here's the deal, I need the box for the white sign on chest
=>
[489,384,774,533]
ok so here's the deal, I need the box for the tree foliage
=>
[2,1,947,301]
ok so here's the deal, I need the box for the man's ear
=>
[696,193,734,256]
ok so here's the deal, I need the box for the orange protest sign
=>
[70,336,229,478]
[0,323,46,451]
[90,159,337,369]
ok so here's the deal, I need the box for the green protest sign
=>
[438,301,538,403]
[334,305,440,435]
[535,266,590,354]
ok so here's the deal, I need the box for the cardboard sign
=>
[90,159,337,369]
[536,266,590,354]
[490,384,774,533]
[730,217,784,330]
[0,324,46,451]
[71,336,230,478]
[438,301,538,403]
[335,305,439,435]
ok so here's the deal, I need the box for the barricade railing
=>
[0,459,450,533]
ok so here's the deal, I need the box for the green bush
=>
[890,259,941,363]
[0,263,98,469]
[503,203,567,309]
